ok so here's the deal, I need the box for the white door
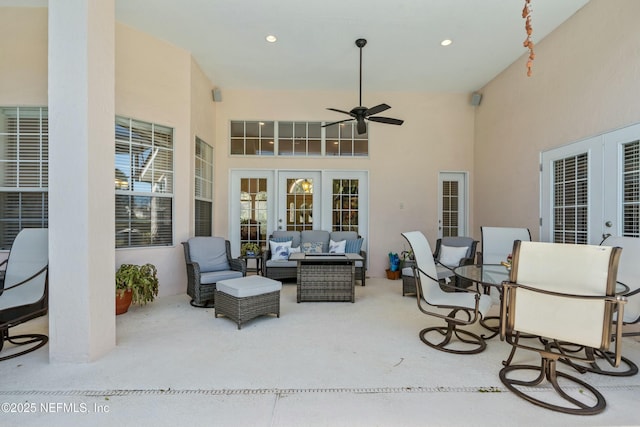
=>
[540,122,640,244]
[276,171,321,232]
[438,172,468,237]
[230,170,369,257]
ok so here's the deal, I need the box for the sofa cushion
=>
[330,231,358,242]
[265,259,298,268]
[188,237,229,272]
[301,230,330,252]
[271,231,300,248]
[200,270,243,285]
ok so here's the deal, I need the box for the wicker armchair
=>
[1,228,49,361]
[182,237,246,307]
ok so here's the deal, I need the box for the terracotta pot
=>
[386,269,401,280]
[116,289,133,315]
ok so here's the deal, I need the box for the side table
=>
[241,254,262,275]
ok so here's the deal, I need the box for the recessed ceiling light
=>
[265,35,277,43]
[440,39,453,46]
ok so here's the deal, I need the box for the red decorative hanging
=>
[522,0,535,76]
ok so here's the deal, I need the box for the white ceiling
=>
[5,0,590,93]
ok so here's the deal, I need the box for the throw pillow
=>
[329,239,346,254]
[269,240,292,261]
[439,245,469,267]
[301,241,323,254]
[344,238,363,254]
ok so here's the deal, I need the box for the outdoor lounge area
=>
[2,278,640,426]
[2,1,640,425]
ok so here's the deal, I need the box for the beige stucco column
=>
[48,0,116,362]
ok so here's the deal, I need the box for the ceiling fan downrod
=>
[356,38,367,107]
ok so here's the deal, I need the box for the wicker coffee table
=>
[289,253,363,303]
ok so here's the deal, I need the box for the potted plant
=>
[115,263,159,315]
[386,252,401,280]
[240,242,261,257]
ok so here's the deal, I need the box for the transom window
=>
[230,120,368,157]
[115,116,174,248]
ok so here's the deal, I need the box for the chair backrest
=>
[436,236,477,266]
[480,226,531,264]
[187,237,230,272]
[508,241,620,349]
[401,231,445,301]
[601,235,640,323]
[1,228,48,307]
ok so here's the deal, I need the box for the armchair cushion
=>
[188,237,230,272]
[200,270,244,285]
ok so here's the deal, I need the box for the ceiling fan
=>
[323,38,404,135]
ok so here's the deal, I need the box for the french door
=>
[437,172,468,238]
[229,170,368,256]
[541,122,640,244]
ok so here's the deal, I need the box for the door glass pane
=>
[623,141,640,237]
[286,178,313,231]
[552,153,588,243]
[332,179,358,232]
[442,180,459,237]
[240,178,268,250]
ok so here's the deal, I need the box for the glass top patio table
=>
[453,264,509,289]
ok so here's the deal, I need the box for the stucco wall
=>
[474,0,640,242]
[214,90,475,277]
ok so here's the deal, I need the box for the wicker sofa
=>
[262,230,367,285]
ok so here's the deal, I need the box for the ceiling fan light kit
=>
[323,38,404,135]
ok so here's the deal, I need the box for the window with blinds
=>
[115,116,174,248]
[553,153,588,243]
[194,137,213,236]
[0,107,48,250]
[623,141,640,237]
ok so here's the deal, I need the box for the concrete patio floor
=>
[1,277,639,427]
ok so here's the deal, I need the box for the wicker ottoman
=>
[215,276,282,329]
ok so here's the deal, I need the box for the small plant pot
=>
[116,289,133,315]
[386,269,401,280]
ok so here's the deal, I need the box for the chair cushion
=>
[439,245,469,267]
[329,239,346,254]
[188,237,230,272]
[199,270,243,285]
[269,240,292,261]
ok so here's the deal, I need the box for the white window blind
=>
[194,137,213,237]
[553,153,588,244]
[115,116,174,248]
[0,107,48,250]
[623,141,639,237]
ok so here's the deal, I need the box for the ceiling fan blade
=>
[327,107,353,116]
[322,118,354,128]
[365,103,391,116]
[356,118,367,135]
[368,116,404,126]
